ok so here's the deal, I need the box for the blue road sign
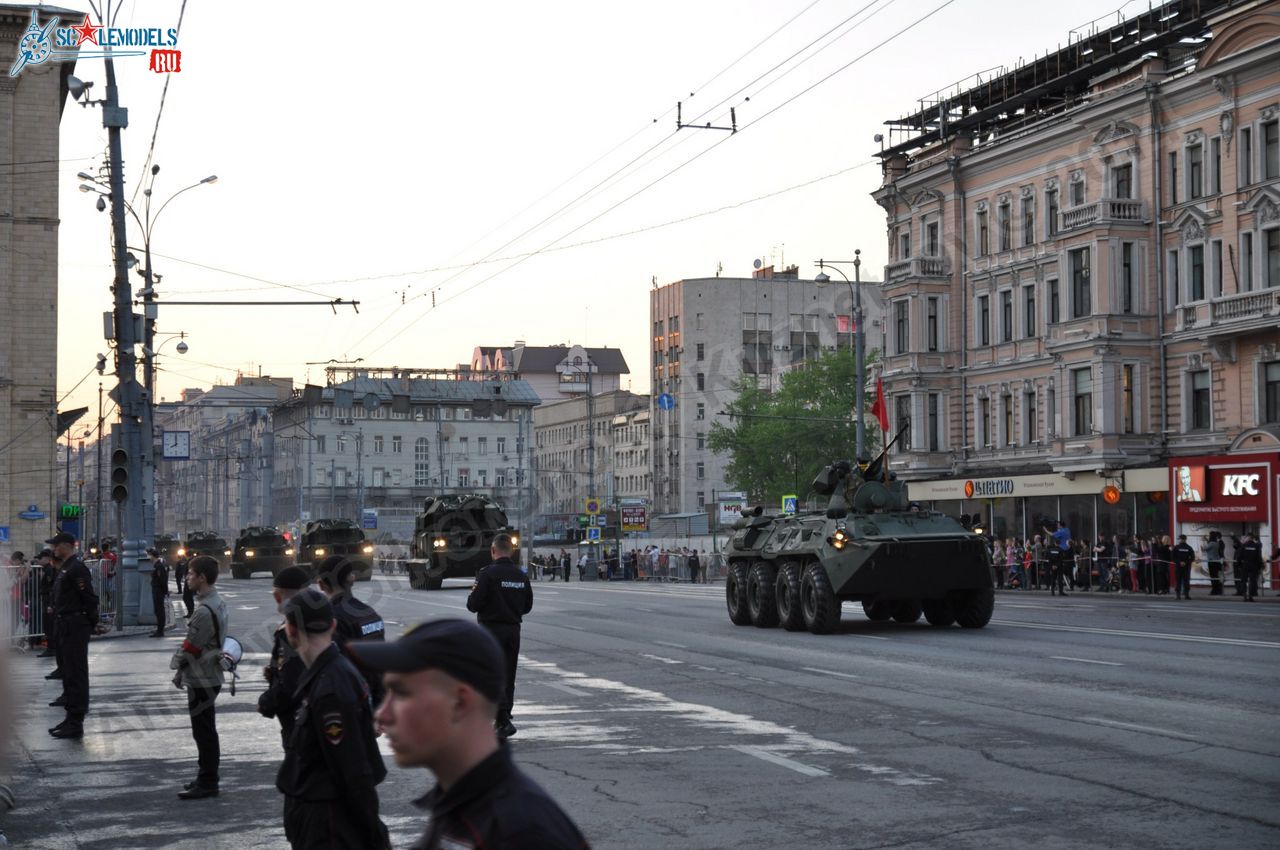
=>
[657,393,675,410]
[0,526,9,542]
[361,509,378,529]
[586,527,601,541]
[782,495,798,515]
[18,504,45,520]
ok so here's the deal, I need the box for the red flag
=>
[870,377,890,433]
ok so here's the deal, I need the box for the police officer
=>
[1239,531,1264,602]
[466,532,531,740]
[276,588,389,850]
[46,532,99,739]
[317,555,387,707]
[256,566,311,748]
[149,548,170,637]
[174,554,188,595]
[353,619,590,850]
[1171,534,1196,600]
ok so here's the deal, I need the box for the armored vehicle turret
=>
[179,531,232,570]
[405,494,520,590]
[725,426,993,634]
[297,519,374,581]
[229,526,293,580]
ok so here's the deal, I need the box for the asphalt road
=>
[6,575,1279,849]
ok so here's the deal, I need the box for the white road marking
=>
[692,665,718,672]
[1049,656,1124,666]
[994,618,1280,648]
[801,667,861,680]
[559,624,586,631]
[851,633,891,641]
[635,608,655,613]
[1081,716,1200,742]
[640,654,683,665]
[1000,602,1095,611]
[731,745,829,777]
[540,681,591,697]
[236,605,260,611]
[653,640,687,649]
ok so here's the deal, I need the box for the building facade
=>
[873,0,1280,549]
[0,6,76,553]
[470,342,629,403]
[649,266,885,516]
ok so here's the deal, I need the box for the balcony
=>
[1177,287,1280,336]
[1058,198,1145,232]
[1212,288,1280,322]
[885,255,950,283]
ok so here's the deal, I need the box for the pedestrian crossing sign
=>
[782,494,798,515]
[587,527,601,541]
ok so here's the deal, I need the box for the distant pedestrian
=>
[1231,535,1246,596]
[256,566,311,748]
[1171,535,1196,600]
[1202,531,1225,596]
[317,556,387,707]
[174,556,188,595]
[276,588,389,850]
[1043,521,1071,596]
[1239,532,1264,602]
[170,556,228,799]
[561,550,571,583]
[354,619,591,850]
[467,533,531,740]
[688,549,701,584]
[149,548,170,637]
[46,533,99,740]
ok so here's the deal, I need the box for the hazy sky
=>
[43,0,1138,422]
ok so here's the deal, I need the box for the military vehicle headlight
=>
[244,550,255,558]
[314,548,326,557]
[432,538,447,550]
[176,548,186,557]
[510,535,520,548]
[828,528,849,550]
[285,548,294,556]
[223,549,232,556]
[362,544,374,554]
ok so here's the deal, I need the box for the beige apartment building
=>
[874,0,1280,548]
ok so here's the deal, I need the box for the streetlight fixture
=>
[815,250,868,460]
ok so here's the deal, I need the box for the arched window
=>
[414,437,430,486]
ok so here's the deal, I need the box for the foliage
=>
[707,349,882,507]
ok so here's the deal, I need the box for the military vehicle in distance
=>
[178,531,232,570]
[229,525,294,580]
[153,533,182,562]
[406,494,520,590]
[297,518,374,581]
[725,427,993,634]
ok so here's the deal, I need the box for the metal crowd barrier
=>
[2,564,48,646]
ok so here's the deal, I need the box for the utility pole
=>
[355,428,364,519]
[585,359,597,579]
[330,458,337,517]
[95,383,103,547]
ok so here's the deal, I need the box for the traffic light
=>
[110,448,129,502]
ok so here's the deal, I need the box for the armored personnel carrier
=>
[725,428,993,634]
[153,533,182,563]
[229,526,294,580]
[297,519,374,581]
[179,531,232,570]
[405,494,520,590]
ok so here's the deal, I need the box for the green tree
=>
[707,349,882,507]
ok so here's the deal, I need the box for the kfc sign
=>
[1222,474,1260,496]
[1173,461,1271,522]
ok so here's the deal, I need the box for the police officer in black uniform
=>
[256,566,311,748]
[1239,531,1264,601]
[47,532,99,739]
[149,548,170,636]
[353,619,590,850]
[317,555,387,707]
[276,588,389,850]
[173,554,188,595]
[466,532,532,740]
[1171,534,1196,600]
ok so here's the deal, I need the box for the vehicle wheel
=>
[726,564,752,626]
[747,563,779,628]
[230,563,248,581]
[801,563,840,634]
[950,587,995,628]
[423,575,444,591]
[892,600,923,623]
[921,598,956,627]
[861,600,894,622]
[775,562,806,631]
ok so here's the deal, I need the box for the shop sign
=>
[717,492,746,526]
[621,504,647,532]
[1172,461,1271,523]
[964,479,1015,498]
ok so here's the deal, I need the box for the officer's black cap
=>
[37,548,54,559]
[281,587,334,634]
[273,565,311,590]
[45,532,76,545]
[350,618,505,705]
[316,555,354,590]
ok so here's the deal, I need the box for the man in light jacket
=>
[169,555,229,799]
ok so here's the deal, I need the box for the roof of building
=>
[310,376,541,406]
[512,345,630,375]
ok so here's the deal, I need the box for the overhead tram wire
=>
[0,364,100,457]
[363,0,962,360]
[129,0,190,209]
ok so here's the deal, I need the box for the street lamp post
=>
[816,251,867,460]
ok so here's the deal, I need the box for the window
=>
[979,397,991,447]
[373,435,384,454]
[1240,127,1252,185]
[894,301,909,354]
[1122,364,1135,434]
[497,436,506,455]
[899,230,911,259]
[336,436,346,454]
[1070,179,1085,207]
[414,437,430,486]
[315,435,326,454]
[1212,239,1224,297]
[927,393,940,452]
[696,372,705,391]
[1168,250,1180,305]
[926,297,939,351]
[1264,362,1280,424]
[1190,370,1211,431]
[459,436,469,455]
[1242,233,1253,291]
[392,435,402,454]
[1002,393,1014,446]
[1070,247,1090,318]
[1025,390,1038,443]
[743,313,771,330]
[1121,242,1135,313]
[998,200,1011,252]
[695,312,705,330]
[977,210,989,256]
[1169,152,1179,205]
[495,471,506,488]
[895,395,911,453]
[1072,368,1093,436]
[1023,285,1036,338]
[696,343,704,361]
[457,469,469,488]
[1000,290,1013,343]
[696,432,705,450]
[1047,384,1057,436]
[1046,188,1059,238]
[1048,279,1060,324]
[1210,137,1221,194]
[1265,120,1279,180]
[478,437,488,455]
[1021,198,1035,246]
[696,403,705,421]
[1267,229,1280,289]
[1188,143,1203,199]
[1190,244,1205,301]
[1112,163,1133,199]
[925,220,940,256]
[978,295,990,346]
